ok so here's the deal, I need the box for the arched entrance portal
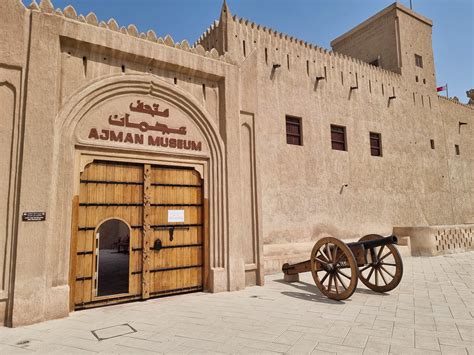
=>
[60,74,227,310]
[71,160,205,309]
[96,219,130,297]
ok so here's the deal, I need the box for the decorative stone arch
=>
[51,73,228,294]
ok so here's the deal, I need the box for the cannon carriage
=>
[282,234,403,300]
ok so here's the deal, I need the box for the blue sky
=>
[27,0,473,103]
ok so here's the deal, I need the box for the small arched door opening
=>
[96,219,130,297]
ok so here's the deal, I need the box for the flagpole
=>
[446,84,449,98]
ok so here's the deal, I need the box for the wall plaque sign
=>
[76,96,209,155]
[168,210,185,223]
[22,212,46,221]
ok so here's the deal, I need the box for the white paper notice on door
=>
[168,209,185,223]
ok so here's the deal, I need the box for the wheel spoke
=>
[334,253,344,265]
[380,265,395,279]
[325,244,332,262]
[315,257,329,265]
[335,271,347,290]
[359,264,372,272]
[334,274,339,294]
[366,266,375,282]
[327,274,333,292]
[320,271,330,285]
[377,245,385,260]
[379,250,393,262]
[332,245,338,263]
[380,262,396,267]
[338,269,352,280]
[378,268,388,285]
[317,250,329,263]
[374,267,379,285]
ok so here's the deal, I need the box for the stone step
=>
[396,235,412,257]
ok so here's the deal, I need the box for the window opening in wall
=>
[370,132,382,157]
[330,125,347,151]
[416,75,419,82]
[324,66,327,79]
[430,139,435,149]
[287,54,290,70]
[202,84,206,100]
[121,64,125,73]
[265,48,268,64]
[381,83,384,96]
[243,40,246,57]
[174,77,178,85]
[369,80,372,93]
[455,144,460,155]
[428,96,432,108]
[413,92,416,104]
[82,56,87,77]
[306,60,309,76]
[423,78,426,84]
[369,59,379,67]
[415,54,423,68]
[341,71,344,85]
[421,95,424,106]
[285,115,302,145]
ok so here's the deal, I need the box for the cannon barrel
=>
[347,235,398,250]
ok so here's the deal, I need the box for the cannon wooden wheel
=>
[310,237,358,300]
[358,234,403,293]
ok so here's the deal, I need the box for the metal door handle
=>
[154,225,190,242]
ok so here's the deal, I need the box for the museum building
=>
[0,0,472,326]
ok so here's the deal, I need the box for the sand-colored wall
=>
[331,8,400,73]
[0,0,472,327]
[0,0,28,327]
[213,2,473,271]
[0,0,257,327]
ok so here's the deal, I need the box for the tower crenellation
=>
[196,1,431,95]
[25,0,234,64]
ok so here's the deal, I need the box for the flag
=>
[437,85,447,92]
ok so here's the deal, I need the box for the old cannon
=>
[282,234,403,300]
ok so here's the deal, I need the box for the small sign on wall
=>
[22,212,46,221]
[168,210,185,223]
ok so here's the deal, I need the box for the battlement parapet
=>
[226,14,402,82]
[438,95,474,110]
[26,0,236,64]
[195,10,403,83]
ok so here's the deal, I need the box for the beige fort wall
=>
[0,0,472,326]
[197,2,474,272]
[0,0,268,326]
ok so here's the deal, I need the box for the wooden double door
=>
[70,160,204,309]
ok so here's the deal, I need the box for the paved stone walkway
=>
[0,253,472,354]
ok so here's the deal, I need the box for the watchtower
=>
[331,2,436,91]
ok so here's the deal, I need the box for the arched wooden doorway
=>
[70,160,204,309]
[96,219,130,297]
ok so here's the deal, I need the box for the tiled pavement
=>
[0,252,472,354]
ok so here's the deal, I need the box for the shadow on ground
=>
[276,279,388,303]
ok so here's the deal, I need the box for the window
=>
[370,132,382,156]
[430,139,435,149]
[415,54,423,68]
[455,144,460,155]
[331,125,347,151]
[369,59,379,67]
[286,116,302,145]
